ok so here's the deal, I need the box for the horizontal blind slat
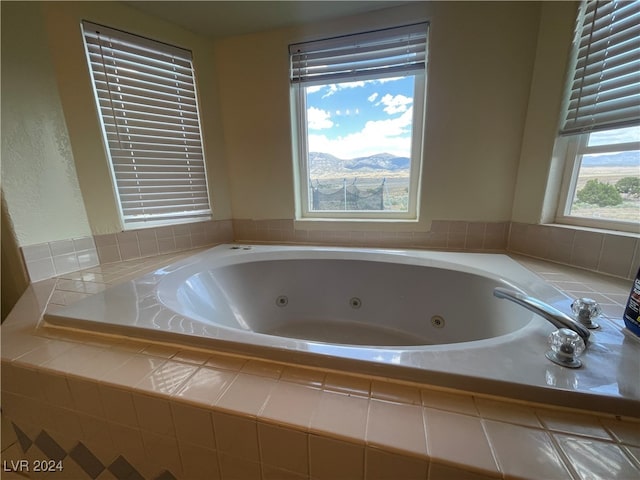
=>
[97,88,198,109]
[89,58,196,93]
[98,100,200,122]
[93,79,197,105]
[85,42,193,73]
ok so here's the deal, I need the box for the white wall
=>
[1,1,580,247]
[511,1,578,224]
[1,0,233,248]
[1,1,92,246]
[214,1,543,228]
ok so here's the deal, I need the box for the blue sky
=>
[305,76,415,159]
[588,125,640,147]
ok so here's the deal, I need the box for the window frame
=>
[555,131,640,233]
[289,24,428,221]
[553,0,640,233]
[81,21,212,230]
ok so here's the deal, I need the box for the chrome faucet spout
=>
[493,287,590,346]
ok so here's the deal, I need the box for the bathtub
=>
[43,244,640,414]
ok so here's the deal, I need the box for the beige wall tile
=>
[173,367,235,407]
[107,422,147,467]
[424,408,498,476]
[213,412,259,462]
[261,382,321,430]
[365,447,428,480]
[323,373,370,397]
[171,402,216,450]
[555,434,639,480]
[309,435,364,480]
[421,389,478,416]
[39,374,73,407]
[474,397,541,428]
[100,386,138,427]
[535,408,613,441]
[178,442,221,480]
[140,430,182,477]
[366,399,427,458]
[258,422,309,475]
[428,461,500,480]
[310,390,368,443]
[218,452,261,480]
[100,354,166,389]
[483,420,573,480]
[571,230,604,270]
[371,381,421,405]
[598,234,637,278]
[132,393,175,437]
[600,418,640,447]
[280,366,325,388]
[215,373,276,417]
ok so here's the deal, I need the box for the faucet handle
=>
[546,328,586,368]
[571,298,601,329]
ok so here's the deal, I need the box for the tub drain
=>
[431,315,445,328]
[275,296,288,307]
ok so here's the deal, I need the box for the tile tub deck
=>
[1,247,639,480]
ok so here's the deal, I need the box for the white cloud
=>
[367,92,379,102]
[308,107,413,158]
[377,94,413,115]
[320,81,366,98]
[307,107,333,130]
[377,76,405,84]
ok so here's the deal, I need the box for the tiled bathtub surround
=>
[509,222,640,280]
[234,219,639,280]
[93,219,233,264]
[2,251,639,479]
[233,219,510,252]
[20,220,234,283]
[19,219,638,284]
[21,236,99,283]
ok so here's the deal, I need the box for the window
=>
[289,23,428,220]
[556,1,640,232]
[82,21,212,229]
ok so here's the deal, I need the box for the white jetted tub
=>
[43,244,640,414]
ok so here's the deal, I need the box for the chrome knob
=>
[545,328,586,368]
[571,298,601,329]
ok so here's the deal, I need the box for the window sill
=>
[552,218,640,236]
[294,217,424,232]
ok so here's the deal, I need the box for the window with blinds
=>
[82,21,212,228]
[555,1,640,232]
[289,23,428,220]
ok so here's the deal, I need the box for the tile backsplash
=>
[20,220,234,283]
[21,236,100,282]
[233,218,510,252]
[19,219,638,283]
[509,222,639,280]
[93,219,233,264]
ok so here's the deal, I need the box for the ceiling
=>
[125,1,410,39]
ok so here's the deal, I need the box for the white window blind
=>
[560,0,640,135]
[82,21,211,227]
[289,23,428,86]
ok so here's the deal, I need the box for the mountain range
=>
[308,150,639,178]
[581,151,639,167]
[308,152,410,177]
